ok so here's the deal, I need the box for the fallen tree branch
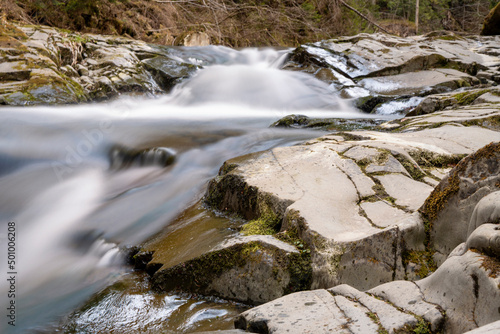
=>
[340,0,392,35]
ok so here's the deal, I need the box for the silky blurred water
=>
[0,46,384,333]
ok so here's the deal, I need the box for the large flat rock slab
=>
[285,32,499,81]
[359,68,479,96]
[383,104,500,133]
[235,289,352,333]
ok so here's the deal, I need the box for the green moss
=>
[453,90,488,106]
[476,251,500,278]
[374,150,390,164]
[402,249,437,278]
[286,250,312,293]
[361,182,401,209]
[272,114,310,128]
[393,318,432,334]
[421,142,500,228]
[462,115,500,131]
[338,132,371,141]
[421,173,460,226]
[0,18,28,41]
[366,312,388,334]
[241,211,280,236]
[152,236,312,300]
[357,157,372,168]
[413,319,432,334]
[408,149,466,169]
[394,154,426,181]
[273,222,313,292]
[221,162,238,175]
[61,33,93,44]
[152,242,258,293]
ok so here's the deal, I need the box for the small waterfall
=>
[0,46,374,333]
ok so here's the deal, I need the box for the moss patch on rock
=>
[453,89,488,106]
[393,154,427,181]
[462,115,500,132]
[476,251,500,278]
[285,250,312,293]
[408,149,466,169]
[152,242,259,293]
[151,237,312,304]
[394,318,432,334]
[402,249,437,279]
[241,211,281,236]
[337,132,372,142]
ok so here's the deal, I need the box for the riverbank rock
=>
[420,142,500,265]
[145,110,500,306]
[283,32,500,115]
[407,87,500,116]
[204,107,500,293]
[235,237,500,333]
[151,235,312,305]
[0,19,200,105]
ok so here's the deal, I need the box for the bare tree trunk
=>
[340,0,392,34]
[415,0,419,34]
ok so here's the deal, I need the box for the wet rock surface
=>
[0,20,200,105]
[284,32,500,116]
[151,234,312,305]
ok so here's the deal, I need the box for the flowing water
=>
[0,47,391,333]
